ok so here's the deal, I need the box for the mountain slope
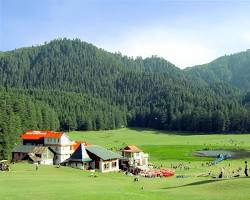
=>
[185,50,250,92]
[0,38,249,134]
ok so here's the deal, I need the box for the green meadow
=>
[1,128,250,200]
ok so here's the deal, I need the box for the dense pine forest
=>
[0,38,250,158]
[185,50,250,91]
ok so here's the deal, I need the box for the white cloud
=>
[96,23,250,69]
[99,27,217,69]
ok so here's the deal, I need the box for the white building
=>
[121,145,149,170]
[44,133,73,164]
[19,130,73,165]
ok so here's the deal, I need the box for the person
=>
[218,167,224,178]
[35,162,39,171]
[245,161,248,177]
[134,177,139,182]
[232,169,240,178]
[6,164,10,171]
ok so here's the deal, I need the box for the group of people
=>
[218,161,248,178]
[170,162,191,170]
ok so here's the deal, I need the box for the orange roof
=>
[121,145,142,153]
[71,141,91,151]
[21,130,63,140]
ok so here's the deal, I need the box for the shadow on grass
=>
[163,177,250,190]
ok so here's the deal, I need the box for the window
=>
[112,161,117,168]
[104,163,109,169]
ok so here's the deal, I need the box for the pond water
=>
[194,149,250,159]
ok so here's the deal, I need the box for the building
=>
[19,130,73,164]
[86,145,122,173]
[61,143,92,169]
[12,130,124,173]
[120,145,149,170]
[12,145,54,165]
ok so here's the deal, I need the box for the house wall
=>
[50,146,71,155]
[12,152,53,165]
[60,134,72,145]
[44,137,60,145]
[86,151,100,169]
[66,161,89,170]
[40,159,53,165]
[42,148,54,159]
[44,134,71,146]
[44,134,72,164]
[99,159,119,173]
[133,152,144,165]
[12,152,27,162]
[40,149,54,165]
[53,154,71,165]
[121,151,149,168]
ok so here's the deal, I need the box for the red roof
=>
[21,130,63,140]
[71,140,91,150]
[121,145,142,153]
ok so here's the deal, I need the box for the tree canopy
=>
[0,38,250,159]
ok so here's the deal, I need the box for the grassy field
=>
[1,128,250,200]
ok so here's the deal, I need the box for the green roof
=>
[86,145,122,161]
[13,145,34,153]
[12,145,50,154]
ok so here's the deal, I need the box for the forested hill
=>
[185,50,250,92]
[0,39,185,92]
[1,38,250,158]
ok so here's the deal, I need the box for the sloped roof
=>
[12,145,51,154]
[28,153,42,162]
[121,145,142,153]
[71,141,91,151]
[86,145,122,161]
[66,144,92,162]
[21,130,63,140]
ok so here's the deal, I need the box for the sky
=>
[1,0,250,68]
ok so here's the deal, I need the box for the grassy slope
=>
[1,128,250,200]
[69,128,250,162]
[68,128,250,148]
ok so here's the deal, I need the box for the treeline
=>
[0,88,128,159]
[22,89,127,131]
[0,89,59,159]
[131,105,250,132]
[0,38,249,138]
